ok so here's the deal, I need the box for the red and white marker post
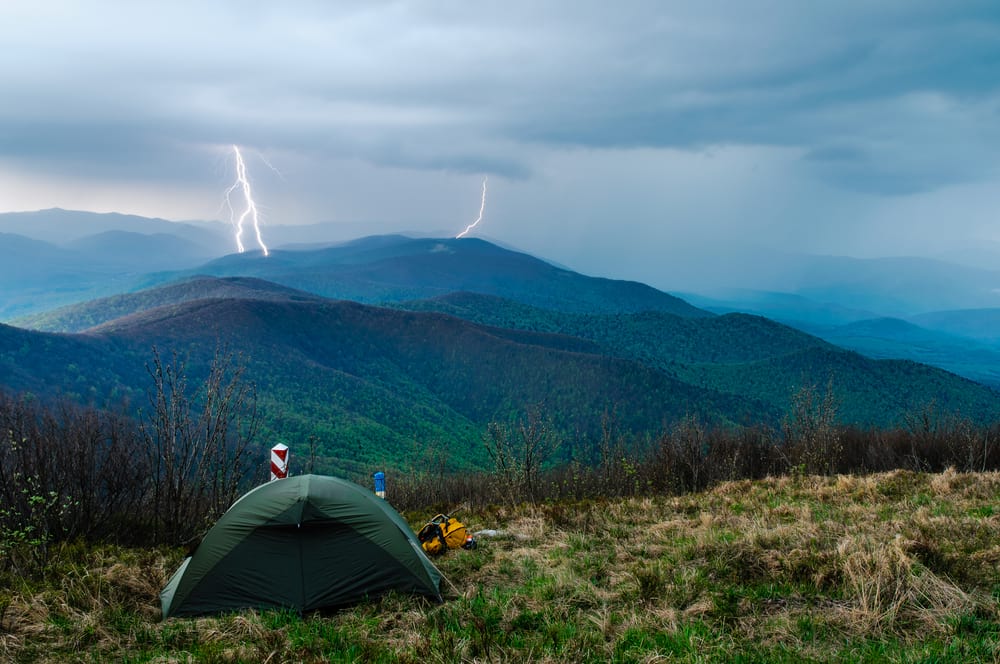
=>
[270,443,289,481]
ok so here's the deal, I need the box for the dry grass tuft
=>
[836,534,974,635]
[205,611,271,643]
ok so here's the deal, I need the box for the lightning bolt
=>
[456,176,488,239]
[255,151,286,181]
[223,145,269,256]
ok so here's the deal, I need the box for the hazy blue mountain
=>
[789,255,1000,316]
[0,208,227,250]
[678,289,881,326]
[188,235,714,316]
[909,309,1000,345]
[67,231,217,270]
[0,233,90,278]
[679,286,1000,388]
[0,212,232,320]
[669,248,1000,317]
[933,241,1000,272]
[0,232,139,320]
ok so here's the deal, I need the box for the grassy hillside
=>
[2,470,997,662]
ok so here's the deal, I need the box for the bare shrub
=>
[141,345,261,544]
[0,344,262,565]
[483,404,558,505]
[595,409,642,497]
[0,394,148,573]
[782,380,842,475]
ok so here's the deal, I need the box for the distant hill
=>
[679,289,881,327]
[13,276,327,332]
[669,249,1000,317]
[910,309,1000,345]
[396,292,1000,425]
[788,317,1000,388]
[679,291,1000,389]
[66,230,217,270]
[0,208,226,250]
[0,233,142,320]
[0,211,232,320]
[189,235,713,317]
[787,255,1000,315]
[0,233,90,279]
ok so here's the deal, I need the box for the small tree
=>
[653,414,710,493]
[141,345,260,544]
[782,379,842,476]
[483,404,558,504]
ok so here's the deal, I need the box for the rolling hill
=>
[12,276,328,332]
[792,317,1000,388]
[395,292,1000,425]
[0,297,769,474]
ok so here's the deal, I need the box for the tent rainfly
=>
[160,474,442,618]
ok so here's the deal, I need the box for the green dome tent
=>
[160,474,442,618]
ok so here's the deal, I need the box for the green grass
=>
[2,469,998,662]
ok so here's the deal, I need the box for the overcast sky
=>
[1,1,998,289]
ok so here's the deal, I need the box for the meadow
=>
[2,469,997,662]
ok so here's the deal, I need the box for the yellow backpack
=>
[418,514,468,555]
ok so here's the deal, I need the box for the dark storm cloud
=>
[0,0,998,258]
[5,4,1000,178]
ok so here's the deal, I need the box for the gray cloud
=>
[1,1,999,283]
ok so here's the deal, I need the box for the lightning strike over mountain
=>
[224,145,269,256]
[456,176,488,239]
